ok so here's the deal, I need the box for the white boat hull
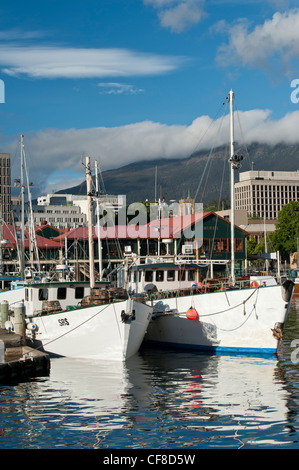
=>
[28,300,152,361]
[0,286,25,305]
[145,283,293,354]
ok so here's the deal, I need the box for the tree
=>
[271,201,299,259]
[247,236,258,255]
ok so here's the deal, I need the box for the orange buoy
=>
[186,307,199,320]
[250,280,259,288]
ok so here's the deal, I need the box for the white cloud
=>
[144,0,206,32]
[0,45,185,79]
[6,108,299,195]
[216,9,299,75]
[97,82,144,95]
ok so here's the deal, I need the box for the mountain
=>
[58,142,299,206]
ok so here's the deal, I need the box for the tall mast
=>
[228,90,243,285]
[95,160,103,280]
[229,90,235,285]
[20,134,25,280]
[86,156,95,289]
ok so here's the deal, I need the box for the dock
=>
[0,328,50,383]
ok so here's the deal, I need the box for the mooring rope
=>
[152,287,259,318]
[29,302,112,351]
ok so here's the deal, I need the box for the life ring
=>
[250,280,259,288]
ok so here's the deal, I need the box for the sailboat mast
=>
[86,156,95,289]
[95,160,103,280]
[20,134,25,280]
[229,90,236,285]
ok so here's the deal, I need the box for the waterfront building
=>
[0,211,248,278]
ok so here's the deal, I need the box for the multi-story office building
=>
[37,193,126,215]
[0,153,11,223]
[235,170,299,220]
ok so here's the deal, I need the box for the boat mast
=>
[95,160,103,280]
[229,90,236,285]
[86,156,95,289]
[228,90,243,285]
[20,134,25,280]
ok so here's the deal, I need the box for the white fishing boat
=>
[21,280,152,361]
[2,156,152,361]
[127,91,294,355]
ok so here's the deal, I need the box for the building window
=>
[214,238,229,253]
[57,287,67,299]
[145,271,153,282]
[235,239,243,252]
[167,270,175,281]
[200,239,210,253]
[38,288,48,301]
[75,287,84,299]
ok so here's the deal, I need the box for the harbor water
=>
[0,298,298,450]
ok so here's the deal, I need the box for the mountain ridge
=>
[57,142,299,205]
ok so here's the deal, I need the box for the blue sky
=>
[1,0,299,195]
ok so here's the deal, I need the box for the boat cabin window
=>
[145,271,153,282]
[178,270,185,281]
[38,288,48,301]
[57,287,67,300]
[167,270,175,281]
[188,270,195,281]
[75,286,84,299]
[156,270,164,282]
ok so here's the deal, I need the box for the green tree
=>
[271,201,299,259]
[247,236,258,255]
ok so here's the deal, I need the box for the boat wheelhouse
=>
[127,262,208,295]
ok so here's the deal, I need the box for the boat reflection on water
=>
[3,302,296,449]
[45,345,295,448]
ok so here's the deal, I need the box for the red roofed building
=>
[0,212,247,278]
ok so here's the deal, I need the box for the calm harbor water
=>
[0,298,298,450]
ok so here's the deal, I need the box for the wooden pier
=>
[0,328,50,383]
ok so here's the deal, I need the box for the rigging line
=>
[188,101,227,158]
[192,287,258,317]
[10,138,21,178]
[193,100,229,202]
[154,287,259,317]
[209,144,229,260]
[235,102,251,169]
[200,122,229,201]
[31,302,112,351]
[152,287,259,316]
[216,288,260,332]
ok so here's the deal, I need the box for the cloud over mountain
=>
[5,107,299,195]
